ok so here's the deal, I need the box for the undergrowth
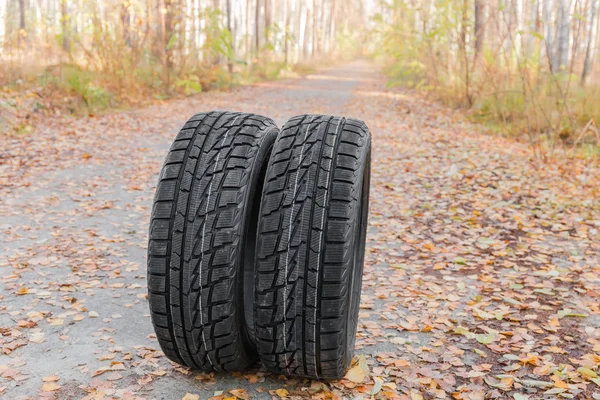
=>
[0,60,318,136]
[379,48,600,163]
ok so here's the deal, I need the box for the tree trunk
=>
[582,0,598,84]
[543,0,556,72]
[460,0,471,106]
[502,0,513,59]
[526,0,539,56]
[120,0,131,46]
[264,0,270,46]
[17,0,26,46]
[515,0,524,56]
[246,0,252,61]
[297,0,304,62]
[312,0,317,57]
[18,0,26,30]
[316,0,322,55]
[255,0,260,54]
[284,0,290,64]
[226,0,233,72]
[303,7,310,60]
[61,0,70,54]
[474,0,485,62]
[329,0,337,52]
[163,0,175,71]
[556,0,570,70]
[150,0,162,63]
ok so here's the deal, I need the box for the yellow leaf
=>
[43,375,59,382]
[553,378,569,389]
[275,388,289,398]
[42,382,61,392]
[182,394,200,400]
[578,367,598,378]
[91,366,110,377]
[344,365,365,383]
[410,390,423,400]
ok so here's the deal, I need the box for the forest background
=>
[2,0,600,162]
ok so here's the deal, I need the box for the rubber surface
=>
[254,115,371,379]
[147,111,278,372]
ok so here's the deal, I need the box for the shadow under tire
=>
[148,111,278,372]
[254,115,371,379]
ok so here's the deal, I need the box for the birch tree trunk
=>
[246,0,252,60]
[303,6,310,60]
[297,0,304,62]
[254,0,260,53]
[284,0,290,64]
[502,0,514,59]
[312,0,317,57]
[226,0,233,72]
[543,0,556,72]
[332,0,338,51]
[515,0,524,57]
[556,0,570,70]
[263,0,270,59]
[526,0,539,56]
[328,0,337,53]
[582,0,598,84]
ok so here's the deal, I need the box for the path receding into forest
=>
[1,61,599,399]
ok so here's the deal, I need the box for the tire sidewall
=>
[342,135,371,374]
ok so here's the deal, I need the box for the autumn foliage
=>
[369,0,600,161]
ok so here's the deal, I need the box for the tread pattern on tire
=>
[254,114,371,379]
[148,111,278,372]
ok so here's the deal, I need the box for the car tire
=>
[254,115,371,379]
[148,111,278,372]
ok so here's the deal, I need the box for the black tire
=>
[148,111,278,372]
[254,115,371,379]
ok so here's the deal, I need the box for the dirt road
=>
[1,61,599,399]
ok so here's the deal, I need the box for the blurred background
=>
[1,0,600,156]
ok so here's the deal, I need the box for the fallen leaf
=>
[229,389,250,399]
[42,382,60,392]
[344,365,365,383]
